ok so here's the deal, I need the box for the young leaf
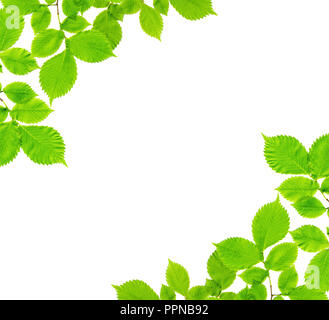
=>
[4,82,37,104]
[309,134,329,179]
[140,4,163,40]
[264,243,298,271]
[219,292,238,300]
[306,249,329,291]
[0,107,8,122]
[40,50,77,102]
[31,5,51,34]
[160,284,176,300]
[113,280,159,300]
[93,11,122,50]
[1,0,40,15]
[263,135,309,174]
[252,197,290,251]
[186,286,209,300]
[10,98,52,124]
[19,125,66,165]
[290,225,329,252]
[0,122,20,166]
[288,285,327,300]
[239,267,268,285]
[69,30,114,63]
[169,0,216,20]
[292,197,326,219]
[207,250,236,290]
[0,8,24,51]
[31,29,65,58]
[321,177,329,194]
[0,48,39,75]
[166,260,190,296]
[61,15,90,33]
[154,0,169,15]
[278,266,298,295]
[277,177,319,202]
[215,238,261,271]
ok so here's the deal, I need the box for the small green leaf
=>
[160,285,176,300]
[11,98,52,124]
[4,82,37,104]
[265,243,298,271]
[113,280,159,300]
[166,260,190,296]
[0,48,39,75]
[31,29,65,58]
[19,125,66,165]
[290,225,329,252]
[40,50,77,102]
[154,0,169,15]
[288,285,327,300]
[62,0,92,16]
[293,197,326,219]
[140,4,163,40]
[249,284,267,300]
[61,15,90,33]
[31,5,51,33]
[309,134,329,179]
[277,177,319,202]
[252,197,290,252]
[216,238,261,271]
[0,106,8,122]
[120,0,143,14]
[219,292,238,300]
[169,0,216,20]
[0,122,20,166]
[186,286,209,300]
[306,249,329,291]
[263,135,309,175]
[278,266,298,295]
[207,250,236,290]
[204,279,221,297]
[321,177,329,194]
[69,30,114,63]
[273,296,284,300]
[239,267,268,285]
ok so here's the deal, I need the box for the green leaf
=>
[140,4,163,40]
[40,50,77,102]
[288,285,328,300]
[154,0,169,15]
[277,177,319,202]
[0,107,8,122]
[4,82,37,104]
[239,267,268,285]
[186,286,209,300]
[160,284,176,300]
[216,238,261,271]
[10,98,52,124]
[252,197,290,251]
[169,0,216,20]
[292,197,326,219]
[263,135,309,175]
[204,279,221,296]
[290,225,329,252]
[62,0,92,16]
[31,29,65,58]
[321,177,329,194]
[0,8,24,51]
[0,48,39,75]
[31,5,51,34]
[113,280,159,300]
[93,11,122,50]
[0,122,20,166]
[207,250,236,290]
[19,125,66,165]
[61,15,90,33]
[219,292,238,300]
[120,0,143,14]
[249,284,267,300]
[309,134,329,179]
[1,0,40,15]
[93,0,110,8]
[166,260,190,296]
[69,30,113,63]
[306,249,329,291]
[278,266,298,295]
[265,243,298,271]
[273,296,284,300]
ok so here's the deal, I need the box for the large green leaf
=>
[0,122,20,166]
[31,29,65,58]
[263,135,309,174]
[216,238,261,271]
[277,177,319,202]
[309,134,329,179]
[292,197,326,219]
[166,260,190,296]
[113,280,159,300]
[139,4,163,40]
[4,82,37,104]
[306,249,329,291]
[265,243,298,271]
[288,285,327,300]
[169,0,215,20]
[31,5,51,34]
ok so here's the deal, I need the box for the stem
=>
[321,191,329,203]
[268,272,273,300]
[56,0,61,25]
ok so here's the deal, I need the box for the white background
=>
[1,0,329,299]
